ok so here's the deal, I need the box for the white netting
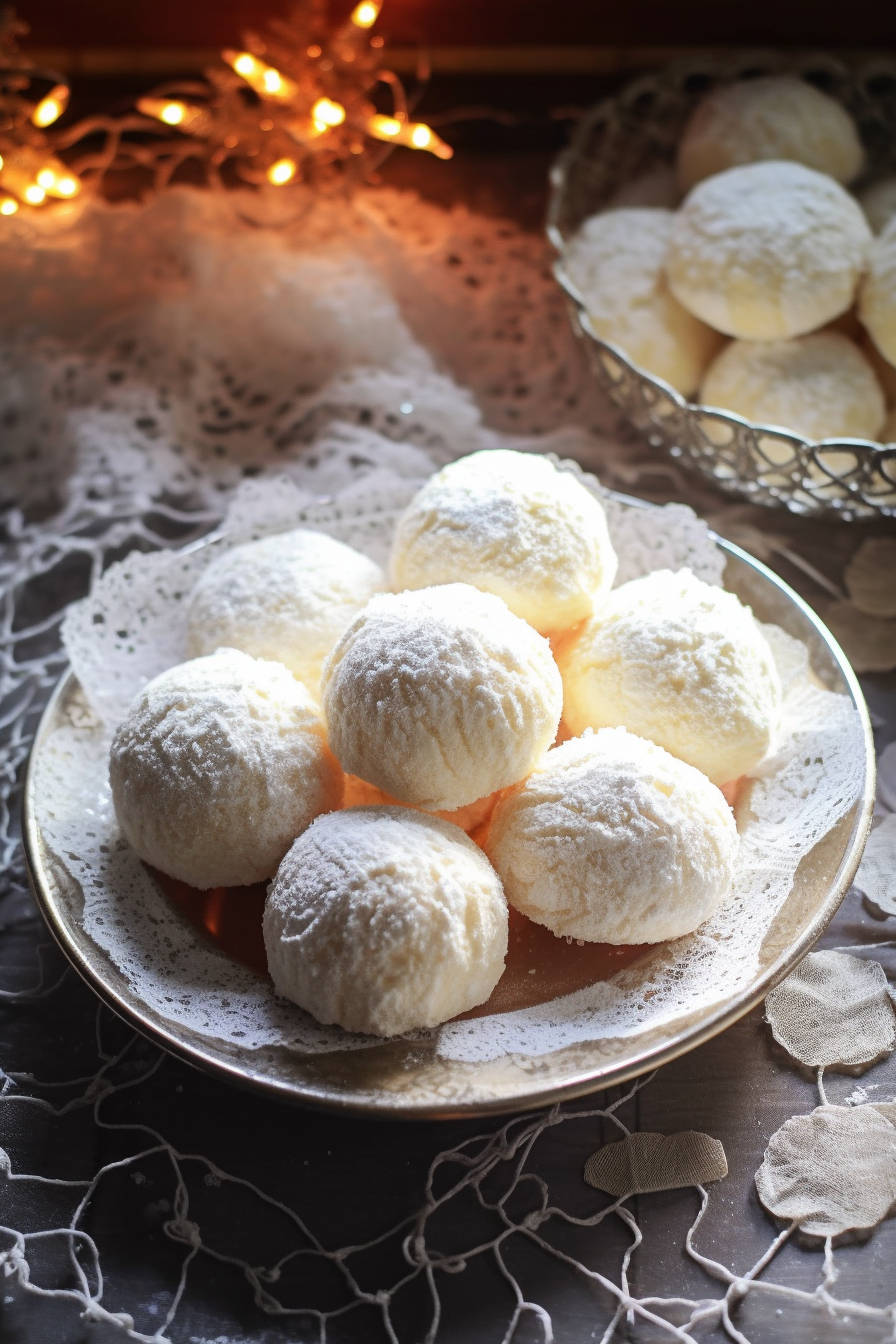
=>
[764,950,896,1069]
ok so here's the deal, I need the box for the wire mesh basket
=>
[547,53,896,519]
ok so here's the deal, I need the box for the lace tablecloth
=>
[1,178,895,1343]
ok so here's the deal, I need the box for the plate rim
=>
[22,532,876,1120]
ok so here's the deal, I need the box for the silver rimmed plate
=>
[23,533,874,1118]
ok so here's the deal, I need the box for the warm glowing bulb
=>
[0,197,18,216]
[56,176,79,198]
[370,114,401,137]
[31,85,70,128]
[37,168,57,189]
[225,50,297,100]
[0,153,4,172]
[24,184,46,205]
[137,97,202,130]
[232,53,259,77]
[367,115,453,159]
[351,1,380,27]
[267,157,297,185]
[311,97,346,127]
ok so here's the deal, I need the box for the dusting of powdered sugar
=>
[37,471,860,1065]
[667,161,872,339]
[441,673,864,1062]
[321,583,561,811]
[265,806,507,1037]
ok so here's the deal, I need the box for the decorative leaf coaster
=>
[765,950,896,1068]
[756,1104,896,1237]
[584,1130,727,1196]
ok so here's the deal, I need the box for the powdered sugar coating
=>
[390,449,618,636]
[562,209,722,396]
[859,217,896,368]
[667,161,872,340]
[110,648,343,888]
[677,77,864,192]
[264,806,508,1035]
[487,728,738,943]
[700,331,886,441]
[321,583,562,811]
[558,569,781,786]
[187,529,386,699]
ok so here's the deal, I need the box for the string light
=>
[31,83,70,128]
[0,12,82,217]
[136,97,205,130]
[35,165,81,198]
[222,50,299,102]
[367,114,453,159]
[267,157,297,185]
[350,2,381,28]
[311,97,346,128]
[4,0,454,210]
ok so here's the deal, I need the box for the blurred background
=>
[20,0,895,226]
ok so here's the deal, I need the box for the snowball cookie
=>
[667,161,872,340]
[110,649,343,889]
[858,176,896,235]
[390,450,617,637]
[187,529,386,698]
[264,806,508,1035]
[487,728,738,943]
[699,332,886,441]
[859,218,896,368]
[557,569,781,786]
[321,584,562,811]
[677,76,864,193]
[562,209,722,396]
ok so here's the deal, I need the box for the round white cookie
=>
[667,161,872,340]
[187,529,386,698]
[677,76,864,192]
[858,176,896,235]
[562,208,722,396]
[557,569,781,786]
[487,728,738,944]
[859,217,896,368]
[699,331,886,440]
[109,648,343,888]
[264,806,508,1035]
[390,450,617,636]
[321,583,562,811]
